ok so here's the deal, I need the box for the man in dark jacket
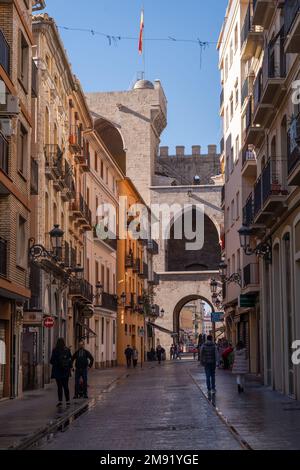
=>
[124,345,133,368]
[72,340,94,399]
[200,335,219,394]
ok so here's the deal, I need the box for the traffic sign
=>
[211,312,224,323]
[44,317,55,328]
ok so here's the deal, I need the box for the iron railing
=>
[241,3,263,47]
[253,175,262,217]
[284,0,300,38]
[0,237,7,277]
[44,144,63,176]
[125,253,134,268]
[0,132,9,174]
[243,194,254,227]
[69,279,93,303]
[0,29,10,74]
[139,262,148,279]
[69,125,83,149]
[220,88,224,108]
[242,148,256,166]
[241,77,249,107]
[221,185,225,206]
[72,193,92,227]
[101,292,117,312]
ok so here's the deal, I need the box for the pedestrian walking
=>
[124,345,133,368]
[156,344,165,365]
[232,341,248,393]
[170,344,175,360]
[50,338,72,407]
[132,347,138,368]
[72,340,94,399]
[200,335,219,394]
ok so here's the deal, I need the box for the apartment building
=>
[0,0,45,399]
[218,0,261,375]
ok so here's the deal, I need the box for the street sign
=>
[44,317,55,329]
[239,295,256,308]
[211,312,224,323]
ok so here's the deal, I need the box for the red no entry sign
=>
[44,317,55,328]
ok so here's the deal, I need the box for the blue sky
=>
[43,0,228,154]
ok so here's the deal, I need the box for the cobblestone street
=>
[40,361,242,451]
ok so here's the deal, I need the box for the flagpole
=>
[142,5,145,79]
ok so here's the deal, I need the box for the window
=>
[100,160,104,179]
[101,317,104,344]
[225,107,229,131]
[94,152,98,172]
[106,167,109,185]
[226,207,230,229]
[235,136,239,163]
[18,31,29,91]
[234,24,238,52]
[113,273,116,294]
[113,320,116,345]
[235,81,239,108]
[236,191,240,220]
[237,249,241,272]
[231,199,235,224]
[232,254,235,274]
[230,146,234,173]
[18,123,28,176]
[230,94,234,120]
[86,258,90,281]
[230,41,233,67]
[106,267,110,293]
[17,215,27,268]
[101,264,105,287]
[225,55,228,81]
[95,261,99,284]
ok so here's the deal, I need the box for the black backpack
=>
[58,348,70,370]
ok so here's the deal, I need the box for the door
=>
[22,327,38,391]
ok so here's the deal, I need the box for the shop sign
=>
[239,295,256,308]
[211,312,224,323]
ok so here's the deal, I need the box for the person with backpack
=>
[156,344,165,365]
[72,340,94,399]
[50,337,72,407]
[200,335,219,394]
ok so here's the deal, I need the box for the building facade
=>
[0,0,45,399]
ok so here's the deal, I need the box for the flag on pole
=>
[138,9,144,55]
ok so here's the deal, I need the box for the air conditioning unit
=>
[0,119,13,137]
[7,95,20,115]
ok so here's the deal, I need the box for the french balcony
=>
[74,145,90,172]
[30,158,39,195]
[139,262,149,279]
[242,263,260,295]
[284,0,300,53]
[287,113,300,186]
[253,34,286,128]
[241,4,264,61]
[69,279,93,304]
[63,242,77,269]
[44,144,63,181]
[243,99,264,148]
[253,159,288,226]
[61,161,75,202]
[125,253,134,269]
[125,292,135,309]
[243,193,254,227]
[148,272,159,286]
[70,193,92,230]
[242,147,257,178]
[101,292,117,312]
[252,0,276,29]
[32,60,38,98]
[69,125,83,154]
[133,259,141,274]
[0,132,9,175]
[0,237,7,278]
[0,28,10,75]
[147,239,159,255]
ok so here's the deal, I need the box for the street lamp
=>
[218,259,242,287]
[238,225,272,262]
[49,224,64,258]
[73,264,84,281]
[159,308,165,318]
[210,278,218,295]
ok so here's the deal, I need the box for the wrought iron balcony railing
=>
[44,144,63,177]
[0,29,10,75]
[69,279,93,303]
[243,194,254,227]
[0,132,9,175]
[101,292,118,312]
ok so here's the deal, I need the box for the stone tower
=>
[86,79,167,205]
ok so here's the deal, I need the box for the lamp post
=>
[49,224,64,259]
[238,225,272,262]
[218,259,242,287]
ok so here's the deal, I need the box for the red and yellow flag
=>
[138,10,144,55]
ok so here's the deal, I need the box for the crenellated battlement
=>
[159,145,218,158]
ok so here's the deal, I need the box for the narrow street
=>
[39,361,242,451]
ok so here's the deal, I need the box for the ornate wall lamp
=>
[238,225,272,263]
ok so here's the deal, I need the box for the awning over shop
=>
[77,321,97,338]
[147,321,177,337]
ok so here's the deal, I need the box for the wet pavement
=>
[40,361,242,450]
[190,365,300,450]
[0,368,126,449]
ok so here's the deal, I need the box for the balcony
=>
[101,292,117,312]
[220,88,224,115]
[0,29,10,75]
[148,272,159,286]
[243,99,264,148]
[70,193,92,230]
[93,225,117,251]
[133,259,141,274]
[44,145,63,181]
[74,140,90,172]
[139,262,148,279]
[252,0,276,29]
[253,32,286,128]
[242,147,257,178]
[125,253,134,269]
[0,132,9,175]
[284,0,300,53]
[287,113,300,186]
[125,293,135,309]
[243,194,254,227]
[69,279,93,303]
[241,4,264,61]
[0,237,7,278]
[147,239,159,255]
[243,263,260,295]
[253,159,288,226]
[32,60,38,98]
[61,160,75,201]
[241,76,250,109]
[30,158,39,195]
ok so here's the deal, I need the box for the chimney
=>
[208,144,217,155]
[192,146,201,156]
[160,146,169,157]
[176,146,185,157]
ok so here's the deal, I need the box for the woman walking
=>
[50,338,72,407]
[232,341,248,393]
[132,347,139,368]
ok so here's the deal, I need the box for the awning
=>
[147,321,177,337]
[77,321,97,338]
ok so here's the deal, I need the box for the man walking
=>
[72,340,94,399]
[124,345,133,368]
[200,335,218,394]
